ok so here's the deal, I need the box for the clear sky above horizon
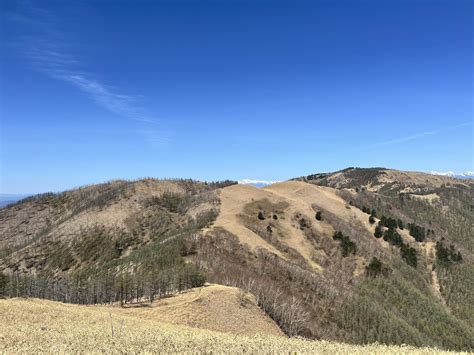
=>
[1,0,473,193]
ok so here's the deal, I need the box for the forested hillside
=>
[0,178,235,303]
[301,168,474,331]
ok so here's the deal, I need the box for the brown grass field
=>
[0,297,460,354]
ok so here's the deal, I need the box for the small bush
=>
[333,231,357,257]
[435,241,462,267]
[365,257,385,277]
[400,244,417,268]
[258,211,265,220]
[369,215,376,224]
[315,211,322,221]
[374,225,383,239]
[299,218,309,229]
[158,192,184,213]
[397,219,404,230]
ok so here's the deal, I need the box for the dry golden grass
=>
[321,169,466,191]
[0,298,458,354]
[118,284,284,336]
[215,184,286,257]
[214,182,351,271]
[214,181,380,273]
[380,170,460,189]
[265,181,374,236]
[408,193,440,204]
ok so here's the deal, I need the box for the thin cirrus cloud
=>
[368,121,472,149]
[368,130,437,148]
[7,4,167,144]
[27,44,153,124]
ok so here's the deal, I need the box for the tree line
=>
[0,252,205,305]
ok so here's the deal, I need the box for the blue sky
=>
[1,0,473,193]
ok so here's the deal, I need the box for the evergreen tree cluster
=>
[383,228,404,247]
[372,217,418,268]
[379,216,398,230]
[360,199,449,269]
[407,223,426,242]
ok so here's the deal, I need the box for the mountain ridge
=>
[0,167,473,351]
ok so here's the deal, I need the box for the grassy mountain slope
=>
[0,297,454,354]
[118,284,283,336]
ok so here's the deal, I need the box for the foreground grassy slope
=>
[118,284,284,336]
[0,298,456,354]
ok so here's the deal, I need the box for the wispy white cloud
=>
[369,131,436,148]
[62,74,152,123]
[368,121,472,148]
[7,2,166,143]
[26,42,153,123]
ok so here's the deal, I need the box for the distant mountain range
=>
[430,171,474,179]
[237,171,473,188]
[238,179,281,187]
[0,194,31,208]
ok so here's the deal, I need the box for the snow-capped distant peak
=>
[238,179,281,187]
[430,171,474,179]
